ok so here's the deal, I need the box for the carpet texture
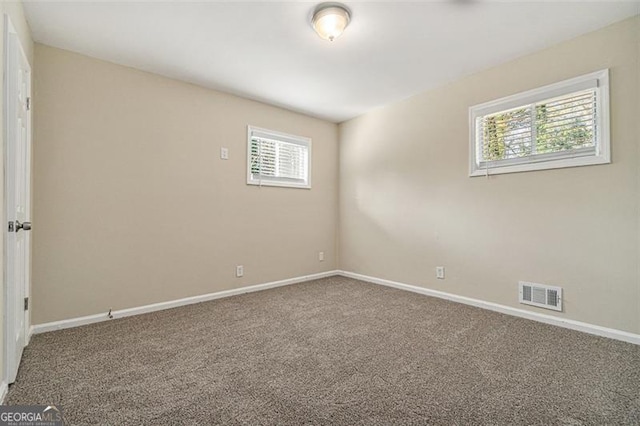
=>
[6,276,640,424]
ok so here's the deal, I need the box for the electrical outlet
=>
[220,147,229,160]
[436,266,445,280]
[236,265,244,277]
[319,251,325,262]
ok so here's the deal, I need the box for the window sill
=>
[247,180,311,189]
[469,153,610,177]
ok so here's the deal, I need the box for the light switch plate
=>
[220,147,229,160]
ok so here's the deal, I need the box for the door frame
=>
[3,14,31,387]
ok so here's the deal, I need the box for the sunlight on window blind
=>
[478,89,596,163]
[250,137,309,183]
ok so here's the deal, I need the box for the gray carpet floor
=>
[6,276,640,425]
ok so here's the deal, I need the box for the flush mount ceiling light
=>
[312,3,351,42]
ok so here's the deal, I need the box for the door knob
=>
[15,220,31,232]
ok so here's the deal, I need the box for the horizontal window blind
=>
[468,69,609,176]
[477,89,597,166]
[247,127,311,188]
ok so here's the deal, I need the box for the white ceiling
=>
[24,1,640,123]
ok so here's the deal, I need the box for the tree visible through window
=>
[482,91,595,162]
[469,70,609,176]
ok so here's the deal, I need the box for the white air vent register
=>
[519,281,562,312]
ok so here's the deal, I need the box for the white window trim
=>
[468,69,610,177]
[246,125,312,189]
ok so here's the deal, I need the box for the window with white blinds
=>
[469,69,610,176]
[247,126,311,188]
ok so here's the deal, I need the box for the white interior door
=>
[4,16,31,385]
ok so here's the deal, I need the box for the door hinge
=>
[8,221,14,232]
[24,297,28,311]
[26,97,30,111]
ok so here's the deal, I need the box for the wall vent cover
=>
[519,281,562,312]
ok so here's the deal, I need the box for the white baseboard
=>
[0,381,7,404]
[338,270,640,346]
[31,269,640,346]
[26,326,33,345]
[33,270,339,335]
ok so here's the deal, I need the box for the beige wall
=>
[32,44,338,324]
[31,16,640,335]
[339,17,640,334]
[0,0,33,383]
